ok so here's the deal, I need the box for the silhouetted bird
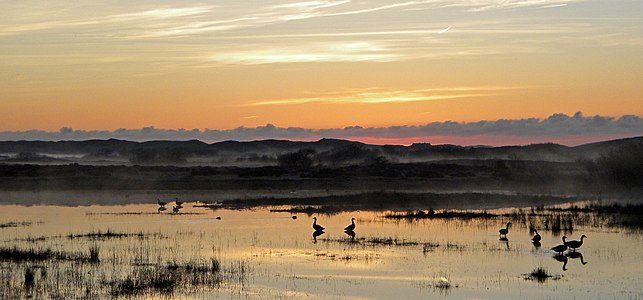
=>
[172,206,180,214]
[215,216,221,220]
[175,197,184,206]
[532,230,541,243]
[499,222,512,237]
[344,218,356,231]
[551,236,568,254]
[565,235,587,251]
[157,199,167,206]
[312,217,325,231]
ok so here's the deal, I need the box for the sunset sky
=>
[1,0,642,144]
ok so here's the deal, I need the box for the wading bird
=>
[565,235,587,251]
[532,230,541,243]
[344,218,356,231]
[551,236,568,254]
[499,222,512,237]
[312,217,325,231]
[157,199,167,206]
[175,197,184,206]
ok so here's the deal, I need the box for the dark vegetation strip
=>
[0,221,32,228]
[65,229,164,240]
[225,191,576,211]
[0,246,96,263]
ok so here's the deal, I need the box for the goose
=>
[499,222,512,237]
[312,217,325,231]
[551,236,568,254]
[565,235,587,251]
[157,199,167,206]
[344,218,356,231]
[532,230,541,243]
[175,197,184,206]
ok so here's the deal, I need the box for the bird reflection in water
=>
[499,237,510,250]
[312,230,325,244]
[157,206,167,213]
[344,230,356,242]
[553,254,568,271]
[566,251,588,265]
[532,241,541,248]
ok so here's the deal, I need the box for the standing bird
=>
[499,222,512,237]
[551,236,568,254]
[532,230,541,243]
[157,198,167,206]
[344,218,356,231]
[312,217,325,231]
[565,235,587,251]
[175,197,184,206]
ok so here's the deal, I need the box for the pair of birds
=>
[157,198,184,207]
[312,217,356,232]
[552,235,588,253]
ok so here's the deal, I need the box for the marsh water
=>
[1,201,642,299]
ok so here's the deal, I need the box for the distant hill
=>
[0,136,641,165]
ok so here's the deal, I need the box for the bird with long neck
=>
[344,218,356,231]
[312,217,325,231]
[532,230,541,243]
[565,235,587,251]
[551,236,568,254]
[499,222,511,237]
[175,197,184,206]
[157,198,167,206]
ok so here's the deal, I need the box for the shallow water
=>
[1,203,642,299]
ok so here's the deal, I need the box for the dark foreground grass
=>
[524,267,560,283]
[0,246,97,263]
[110,259,224,297]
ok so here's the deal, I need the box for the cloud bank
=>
[1,112,641,146]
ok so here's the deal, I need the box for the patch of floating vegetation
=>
[0,221,33,228]
[65,229,165,240]
[524,266,561,283]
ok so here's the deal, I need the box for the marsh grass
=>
[525,266,560,283]
[65,229,164,240]
[0,221,32,228]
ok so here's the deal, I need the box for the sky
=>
[1,0,642,145]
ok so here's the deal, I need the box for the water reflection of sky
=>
[1,204,642,299]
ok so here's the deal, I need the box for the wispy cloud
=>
[1,113,640,146]
[246,86,521,105]
[210,41,397,64]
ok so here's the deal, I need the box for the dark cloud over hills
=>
[1,112,641,145]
